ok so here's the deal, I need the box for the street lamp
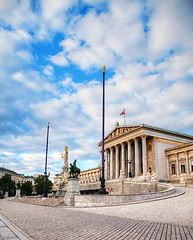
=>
[129,159,132,178]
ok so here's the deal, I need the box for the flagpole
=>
[102,66,105,180]
[97,66,107,194]
[44,122,49,198]
[120,109,126,125]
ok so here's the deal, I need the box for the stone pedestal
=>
[4,191,9,198]
[15,189,21,198]
[180,174,187,186]
[64,178,80,206]
[56,190,67,196]
[119,170,126,180]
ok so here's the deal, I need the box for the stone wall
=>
[75,184,174,207]
[80,179,168,195]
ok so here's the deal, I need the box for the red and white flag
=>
[120,109,125,115]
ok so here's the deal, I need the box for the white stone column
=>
[142,135,148,175]
[100,150,102,176]
[110,147,114,179]
[105,149,108,180]
[115,145,119,178]
[127,140,132,177]
[134,138,139,176]
[185,151,190,175]
[153,138,159,173]
[166,155,169,178]
[176,154,180,176]
[121,143,126,175]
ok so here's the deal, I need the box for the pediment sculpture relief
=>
[106,127,137,141]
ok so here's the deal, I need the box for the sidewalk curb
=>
[0,215,31,240]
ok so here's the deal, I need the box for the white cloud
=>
[43,65,54,76]
[60,38,80,51]
[147,0,193,55]
[50,1,146,70]
[41,0,76,30]
[68,45,115,70]
[50,52,69,66]
[157,52,193,81]
[0,29,32,71]
[0,0,36,30]
[12,70,56,93]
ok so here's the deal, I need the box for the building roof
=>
[80,167,99,174]
[0,167,22,177]
[98,123,193,145]
[165,142,193,154]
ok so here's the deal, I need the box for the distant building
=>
[0,167,40,186]
[0,167,23,183]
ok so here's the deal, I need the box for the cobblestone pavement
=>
[72,187,193,227]
[0,187,192,240]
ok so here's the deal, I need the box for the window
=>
[181,164,185,173]
[171,164,176,175]
[191,161,193,172]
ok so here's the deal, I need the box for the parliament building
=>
[54,123,193,195]
[79,123,193,187]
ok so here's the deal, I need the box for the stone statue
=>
[65,146,68,152]
[151,171,157,180]
[146,172,151,181]
[180,173,186,182]
[69,160,80,178]
[52,145,70,194]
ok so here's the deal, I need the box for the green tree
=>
[34,175,53,195]
[21,181,33,196]
[0,174,16,197]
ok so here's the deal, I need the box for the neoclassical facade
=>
[79,167,100,184]
[166,142,193,184]
[97,123,193,181]
[54,123,193,193]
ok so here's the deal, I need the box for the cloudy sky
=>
[0,0,193,180]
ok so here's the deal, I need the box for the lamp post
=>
[97,66,108,194]
[44,122,50,198]
[129,159,132,178]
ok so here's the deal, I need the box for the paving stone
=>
[0,187,192,240]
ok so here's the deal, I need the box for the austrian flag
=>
[120,109,125,115]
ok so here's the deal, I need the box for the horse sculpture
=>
[69,159,80,178]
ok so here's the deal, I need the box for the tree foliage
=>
[34,175,53,195]
[0,174,16,197]
[21,181,33,196]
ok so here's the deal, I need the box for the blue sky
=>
[0,0,193,180]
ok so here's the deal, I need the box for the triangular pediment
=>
[98,124,142,145]
[105,125,141,141]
